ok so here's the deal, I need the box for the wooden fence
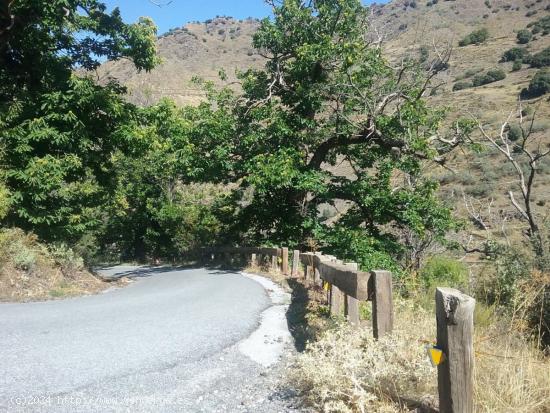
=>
[202,246,475,413]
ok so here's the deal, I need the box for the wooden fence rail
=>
[201,246,474,412]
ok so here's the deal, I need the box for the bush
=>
[49,243,84,274]
[453,81,472,91]
[507,124,523,141]
[512,60,523,71]
[14,248,37,271]
[528,15,550,35]
[516,29,533,44]
[522,68,550,98]
[529,47,550,68]
[500,47,530,63]
[459,28,489,46]
[419,256,468,290]
[472,68,506,86]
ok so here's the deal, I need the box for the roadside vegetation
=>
[1,0,549,410]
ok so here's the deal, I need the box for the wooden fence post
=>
[371,270,394,339]
[292,250,300,277]
[313,252,323,285]
[435,288,475,413]
[330,285,345,316]
[344,262,360,326]
[282,247,289,275]
[271,248,278,271]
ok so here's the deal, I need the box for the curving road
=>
[0,266,300,412]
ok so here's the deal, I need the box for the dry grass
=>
[0,228,112,302]
[290,295,550,413]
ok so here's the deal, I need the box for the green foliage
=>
[199,0,468,268]
[99,100,235,260]
[511,60,523,72]
[500,47,531,63]
[0,181,11,220]
[529,47,550,68]
[522,68,550,98]
[0,0,159,243]
[527,15,550,36]
[516,29,533,44]
[419,256,468,290]
[458,28,489,46]
[472,69,506,87]
[49,244,84,273]
[453,81,472,91]
[507,124,523,141]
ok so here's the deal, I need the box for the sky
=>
[103,0,384,35]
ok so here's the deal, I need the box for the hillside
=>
[96,0,549,112]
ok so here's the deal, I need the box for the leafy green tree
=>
[0,0,159,242]
[101,99,236,260]
[205,0,470,268]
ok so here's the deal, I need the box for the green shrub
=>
[527,15,550,35]
[500,47,530,62]
[507,124,523,141]
[453,81,472,91]
[472,69,506,86]
[530,47,550,68]
[522,68,550,98]
[516,29,533,44]
[49,243,84,274]
[512,60,523,71]
[419,256,468,290]
[13,248,37,271]
[459,28,489,46]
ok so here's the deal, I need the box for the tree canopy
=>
[0,0,158,242]
[190,0,470,269]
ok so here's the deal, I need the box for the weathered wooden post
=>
[313,252,323,285]
[328,257,344,316]
[435,288,475,413]
[251,253,257,267]
[271,248,279,271]
[370,270,394,339]
[330,285,345,316]
[282,247,289,275]
[292,250,300,277]
[344,262,360,326]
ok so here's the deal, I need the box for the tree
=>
[477,105,550,347]
[0,1,159,242]
[207,0,469,269]
[100,99,235,259]
[478,106,549,258]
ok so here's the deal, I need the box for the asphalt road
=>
[0,266,300,412]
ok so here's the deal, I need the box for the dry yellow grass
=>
[290,296,550,413]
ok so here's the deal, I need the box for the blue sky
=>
[103,0,384,35]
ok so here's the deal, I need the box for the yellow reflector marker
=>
[426,345,446,366]
[323,281,330,291]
